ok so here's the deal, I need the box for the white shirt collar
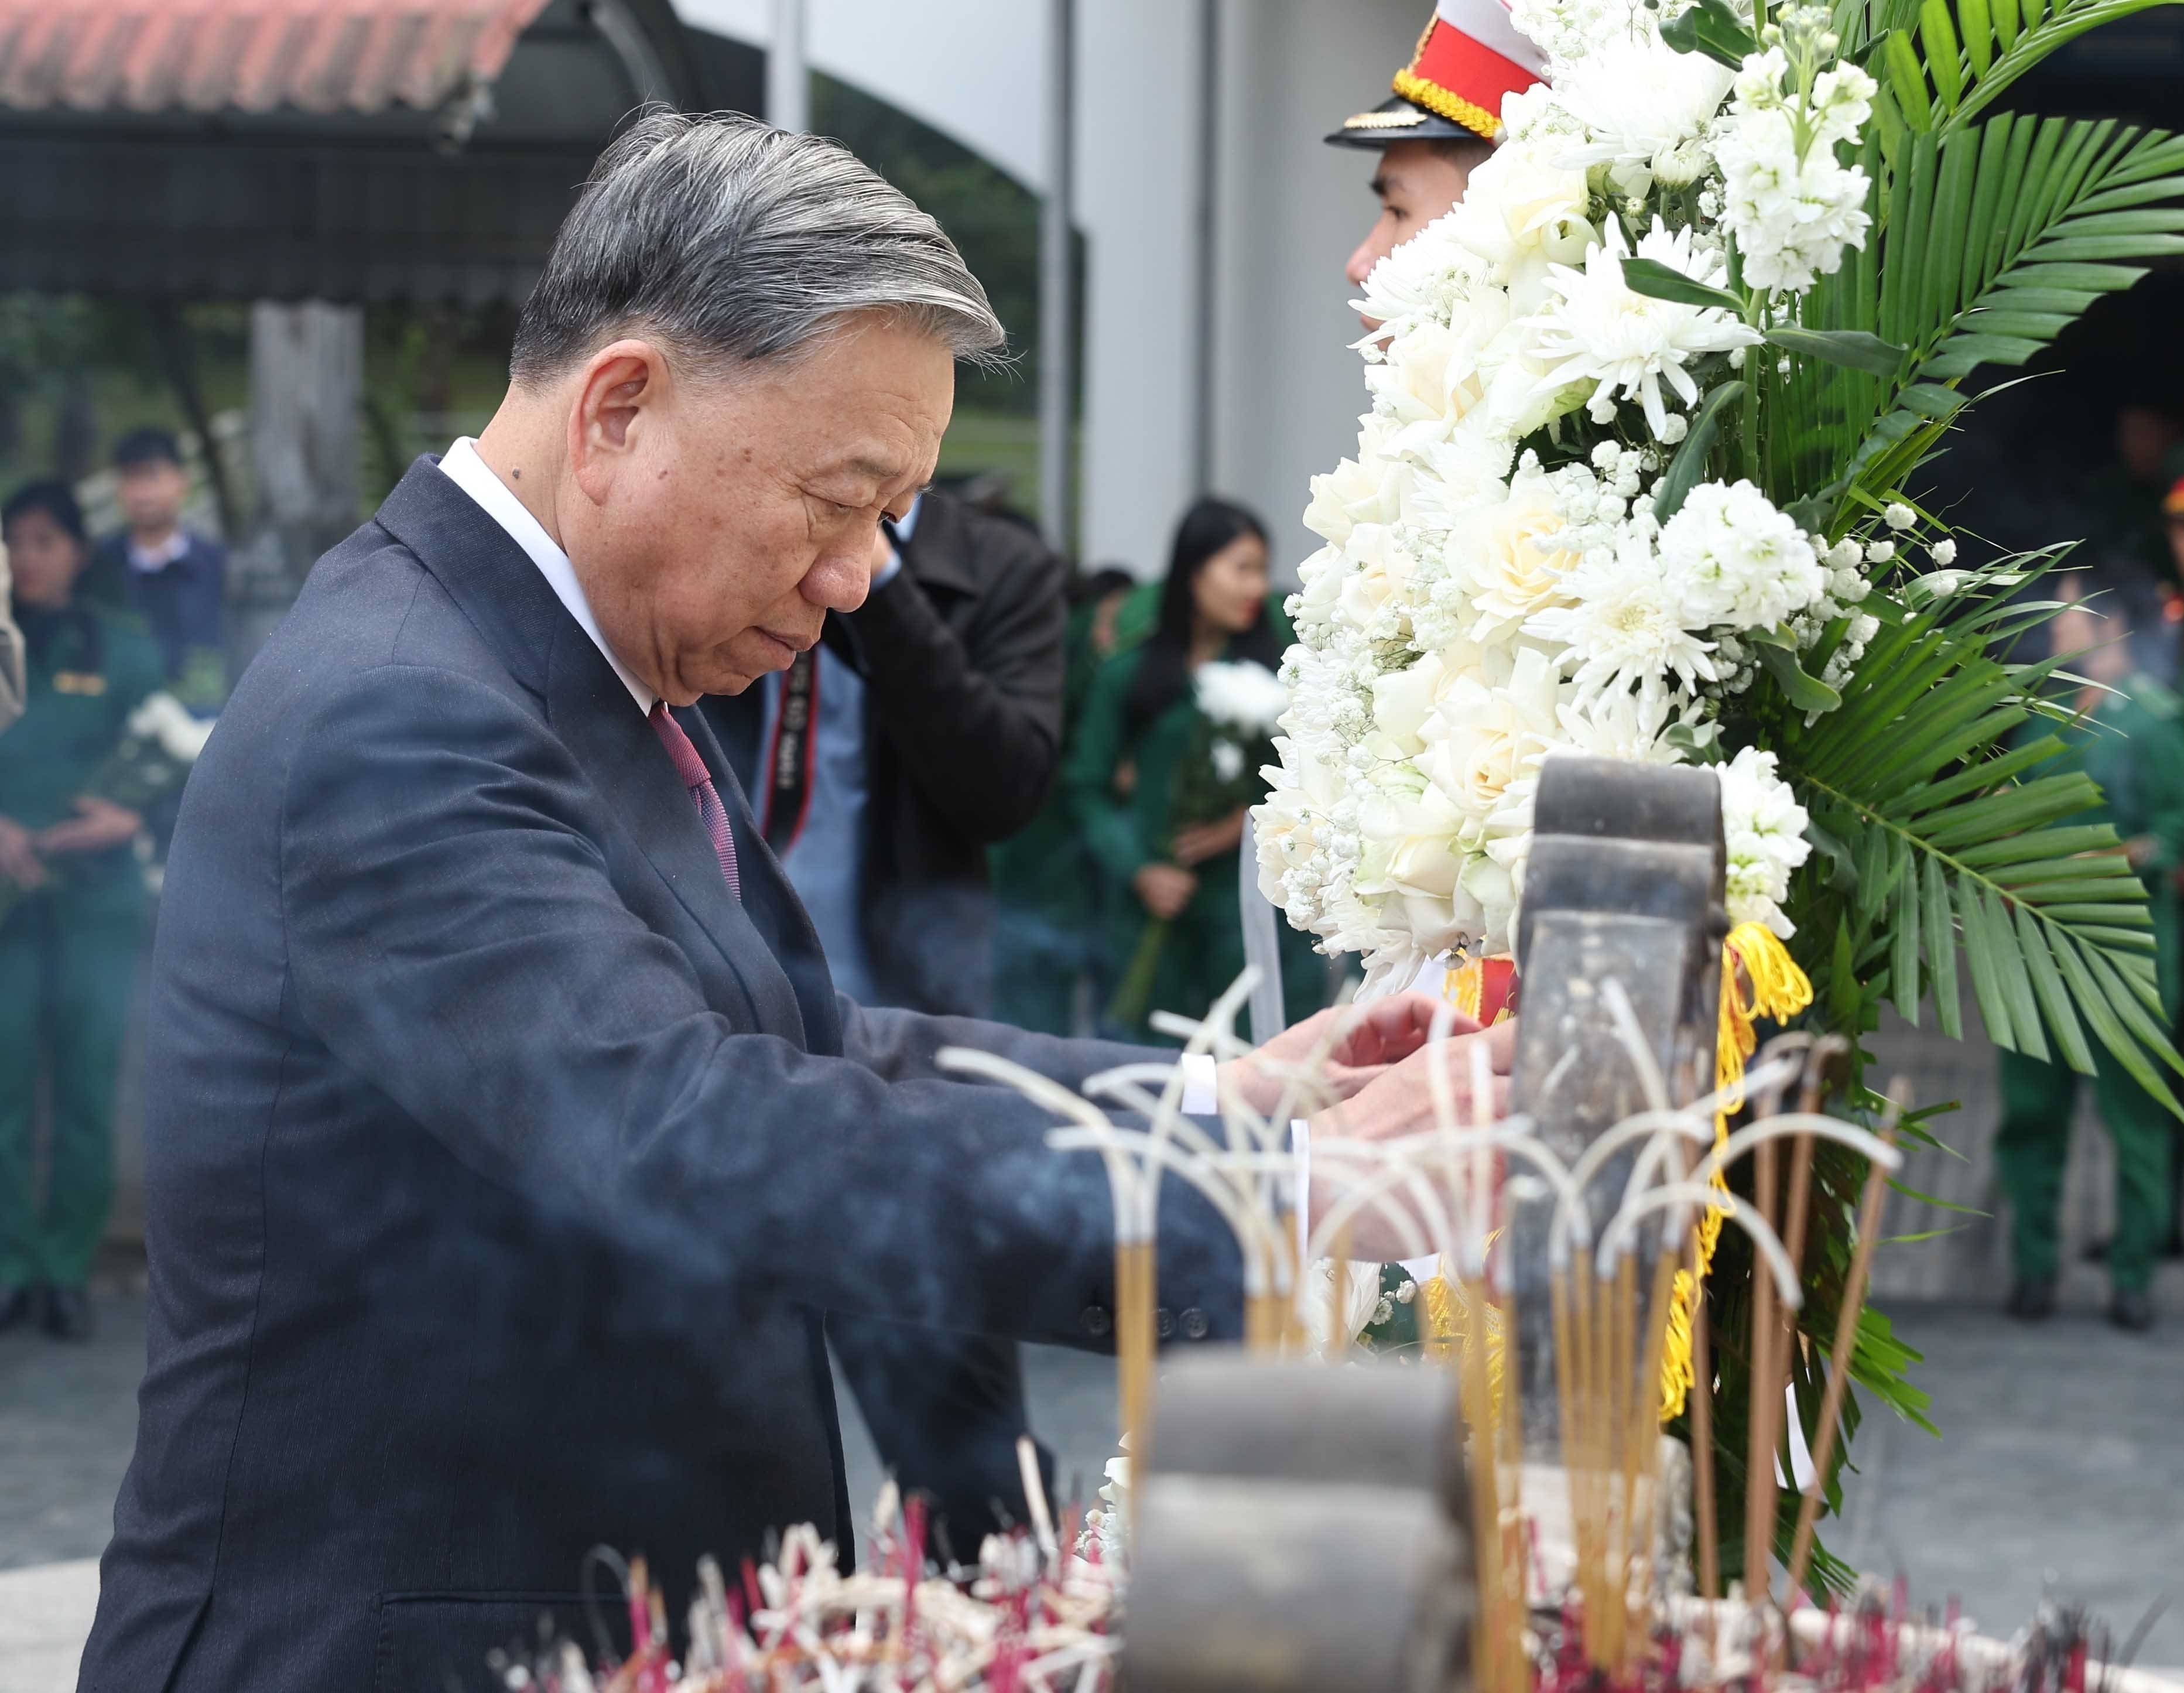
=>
[437,438,653,714]
[127,530,190,573]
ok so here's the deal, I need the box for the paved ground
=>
[4,1286,2178,1692]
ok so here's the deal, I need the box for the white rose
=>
[1461,484,1583,640]
[1296,542,1345,618]
[1305,452,1412,548]
[1449,141,1596,289]
[1417,647,1566,831]
[1336,523,1422,630]
[1369,638,1492,755]
[1355,775,1466,901]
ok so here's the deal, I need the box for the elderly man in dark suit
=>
[79,112,1501,1691]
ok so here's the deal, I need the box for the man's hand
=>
[1313,1018,1517,1143]
[1301,1019,1519,1259]
[1217,992,1482,1117]
[1172,809,1245,867]
[0,815,45,891]
[1132,862,1197,920]
[36,795,142,857]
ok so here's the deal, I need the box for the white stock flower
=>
[1715,51,1874,294]
[1524,221,1760,440]
[1659,479,1826,631]
[1196,660,1289,737]
[1716,745,1812,936]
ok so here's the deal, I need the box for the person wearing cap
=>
[1328,0,1548,305]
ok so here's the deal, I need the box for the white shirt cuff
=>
[1179,1052,1218,1116]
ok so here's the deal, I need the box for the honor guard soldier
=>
[0,481,163,1342]
[1330,0,1549,306]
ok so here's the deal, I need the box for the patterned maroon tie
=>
[649,702,742,902]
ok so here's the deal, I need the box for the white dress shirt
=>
[437,437,653,714]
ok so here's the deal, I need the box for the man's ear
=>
[567,339,670,507]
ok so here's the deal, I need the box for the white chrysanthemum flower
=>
[1716,745,1812,936]
[1555,688,1711,764]
[1553,27,1735,191]
[1660,479,1827,631]
[1196,661,1288,737]
[1526,526,1719,700]
[1524,220,1761,440]
[1353,213,1497,340]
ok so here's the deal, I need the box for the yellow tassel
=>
[1419,1266,1505,1419]
[1656,921,1813,1420]
[1426,934,1813,1424]
[1447,957,1485,1022]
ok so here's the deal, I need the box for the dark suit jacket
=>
[79,460,1238,1692]
[87,529,228,686]
[706,490,1066,1017]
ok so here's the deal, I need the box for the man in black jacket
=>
[78,112,1485,1691]
[703,486,1064,1021]
[703,487,1070,1548]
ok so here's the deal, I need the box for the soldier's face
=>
[1346,140,1480,327]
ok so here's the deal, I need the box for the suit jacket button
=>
[1180,1307,1210,1340]
[1156,1306,1175,1339]
[1081,1305,1111,1338]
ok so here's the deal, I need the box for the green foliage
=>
[1773,555,2181,1104]
[1854,0,2184,131]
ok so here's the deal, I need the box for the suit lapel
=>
[375,457,812,1048]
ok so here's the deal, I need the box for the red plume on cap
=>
[1393,0,1550,141]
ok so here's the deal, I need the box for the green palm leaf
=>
[1856,0,2184,131]
[1805,116,2184,518]
[1775,567,2184,1110]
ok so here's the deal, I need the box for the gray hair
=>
[511,110,1007,385]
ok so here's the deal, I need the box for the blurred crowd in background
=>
[5,76,2184,1350]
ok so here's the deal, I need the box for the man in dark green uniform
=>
[0,481,163,1342]
[1995,572,2184,1333]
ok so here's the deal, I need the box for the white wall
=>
[1072,0,1204,576]
[1210,0,1424,580]
[670,0,1428,580]
[672,0,1050,190]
